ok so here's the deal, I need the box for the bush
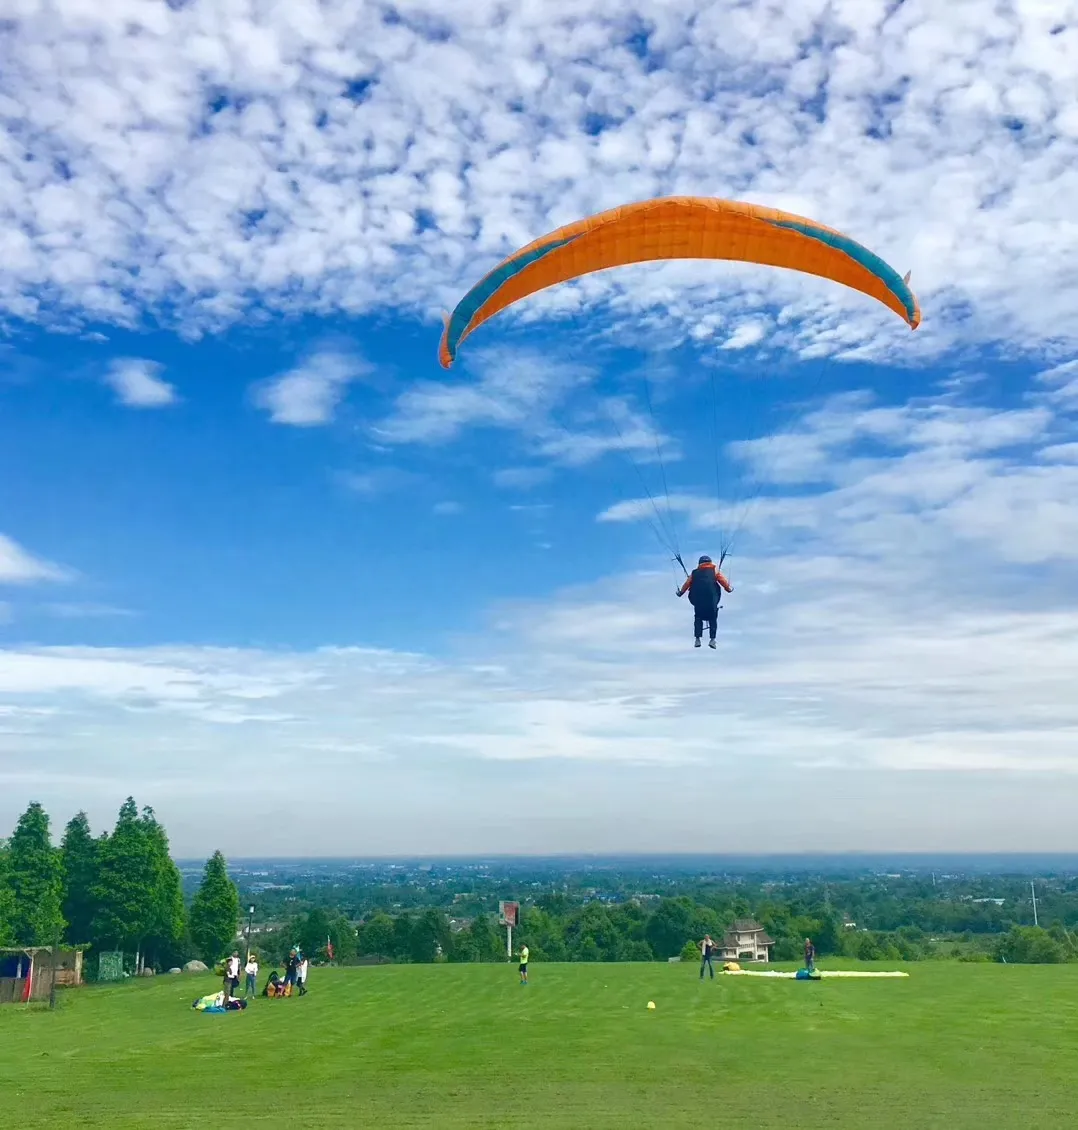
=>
[680,940,701,963]
[995,926,1067,964]
[625,940,656,962]
[771,937,801,962]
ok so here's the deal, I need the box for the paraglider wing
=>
[439,196,921,367]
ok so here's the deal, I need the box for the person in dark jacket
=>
[285,948,300,991]
[677,556,733,648]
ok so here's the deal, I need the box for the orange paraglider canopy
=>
[439,196,920,367]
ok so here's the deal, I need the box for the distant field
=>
[3,961,1077,1128]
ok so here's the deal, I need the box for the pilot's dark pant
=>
[694,609,718,640]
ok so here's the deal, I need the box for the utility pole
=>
[1031,881,1039,928]
[245,905,255,962]
[49,927,60,1010]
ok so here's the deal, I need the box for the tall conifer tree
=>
[8,801,65,945]
[0,840,16,947]
[91,798,156,954]
[140,806,187,969]
[189,851,239,964]
[60,811,98,945]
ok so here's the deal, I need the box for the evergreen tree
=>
[468,913,502,961]
[140,807,187,969]
[8,801,65,945]
[91,797,157,953]
[60,812,98,945]
[644,897,695,959]
[295,907,356,964]
[357,911,395,958]
[330,914,358,964]
[390,913,414,962]
[813,912,843,956]
[409,908,451,963]
[298,907,328,958]
[0,840,15,947]
[188,851,240,963]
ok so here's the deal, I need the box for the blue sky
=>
[2,1,1078,855]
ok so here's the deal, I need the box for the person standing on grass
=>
[244,954,259,998]
[699,935,717,980]
[518,944,529,985]
[224,952,241,1000]
[804,938,816,973]
[285,948,299,992]
[297,955,309,996]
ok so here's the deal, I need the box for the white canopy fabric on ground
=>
[721,969,909,979]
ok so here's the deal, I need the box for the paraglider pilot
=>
[677,556,732,648]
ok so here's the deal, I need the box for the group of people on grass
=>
[263,947,309,998]
[218,947,309,1002]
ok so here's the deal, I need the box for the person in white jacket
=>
[296,956,309,996]
[244,955,259,998]
[223,952,240,1000]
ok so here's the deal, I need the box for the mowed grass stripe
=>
[2,962,1077,1128]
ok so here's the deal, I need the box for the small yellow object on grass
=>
[646,1001,656,1010]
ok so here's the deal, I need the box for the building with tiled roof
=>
[717,918,774,963]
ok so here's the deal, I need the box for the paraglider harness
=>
[263,970,291,998]
[675,552,726,611]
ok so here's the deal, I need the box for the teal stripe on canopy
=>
[443,234,580,362]
[766,219,917,325]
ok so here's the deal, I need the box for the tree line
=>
[5,798,1076,971]
[337,893,1077,966]
[0,799,242,971]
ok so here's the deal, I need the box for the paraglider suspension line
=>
[604,392,684,569]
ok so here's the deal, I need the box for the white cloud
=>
[254,349,368,426]
[608,386,1078,572]
[334,466,417,497]
[336,472,382,496]
[42,602,134,619]
[493,466,553,489]
[375,349,587,444]
[535,396,679,468]
[0,2,1076,358]
[727,395,1052,486]
[4,533,1078,853]
[721,321,768,350]
[376,348,677,470]
[1039,360,1078,409]
[0,535,69,585]
[1041,442,1078,463]
[104,358,176,408]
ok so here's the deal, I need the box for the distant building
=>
[717,919,774,963]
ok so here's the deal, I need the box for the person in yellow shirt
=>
[518,944,529,985]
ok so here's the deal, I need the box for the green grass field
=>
[3,961,1077,1128]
